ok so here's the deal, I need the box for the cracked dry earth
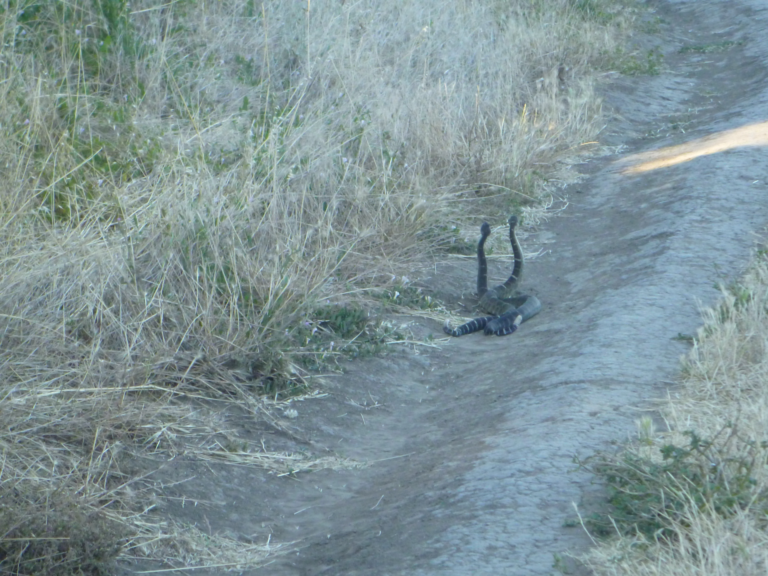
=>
[125,1,768,574]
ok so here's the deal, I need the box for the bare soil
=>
[123,0,768,574]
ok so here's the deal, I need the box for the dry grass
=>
[0,0,635,571]
[581,253,768,575]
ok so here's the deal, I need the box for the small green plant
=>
[579,425,768,541]
[234,54,261,86]
[727,283,753,309]
[672,332,694,342]
[293,303,406,369]
[679,40,742,54]
[315,303,370,339]
[615,47,663,76]
[552,551,577,574]
[572,0,620,25]
[639,15,664,35]
[376,285,441,310]
[9,0,138,77]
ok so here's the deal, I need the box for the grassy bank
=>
[581,252,768,574]
[0,0,634,571]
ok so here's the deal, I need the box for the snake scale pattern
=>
[444,215,541,337]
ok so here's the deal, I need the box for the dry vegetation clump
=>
[0,0,635,570]
[581,253,768,575]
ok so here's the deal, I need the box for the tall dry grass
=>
[582,255,768,575]
[0,0,633,570]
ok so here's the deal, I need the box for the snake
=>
[443,215,541,337]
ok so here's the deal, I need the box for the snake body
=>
[444,215,541,337]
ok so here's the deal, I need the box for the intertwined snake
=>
[443,215,541,336]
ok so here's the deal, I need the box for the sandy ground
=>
[123,0,768,574]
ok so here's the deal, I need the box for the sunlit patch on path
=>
[621,120,768,174]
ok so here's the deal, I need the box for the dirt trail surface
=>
[125,1,768,574]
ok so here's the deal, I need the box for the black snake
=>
[443,215,541,337]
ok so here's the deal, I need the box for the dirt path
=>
[127,1,768,574]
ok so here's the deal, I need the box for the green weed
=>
[293,303,406,369]
[376,285,441,310]
[639,15,664,34]
[314,304,371,339]
[579,426,768,541]
[572,0,622,25]
[672,332,695,342]
[614,46,664,76]
[679,40,743,54]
